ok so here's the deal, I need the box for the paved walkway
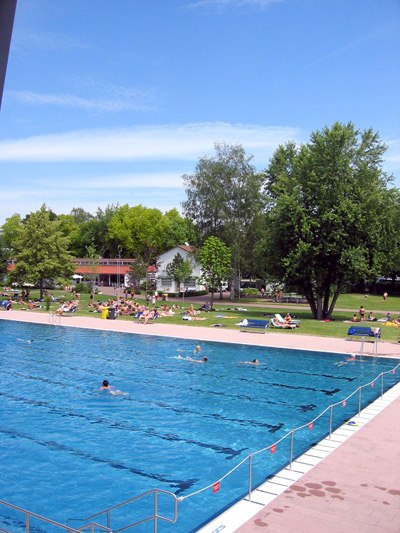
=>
[1,310,400,358]
[1,310,400,532]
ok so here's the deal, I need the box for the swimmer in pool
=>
[178,355,208,363]
[193,345,201,355]
[99,379,112,390]
[99,380,128,396]
[241,358,259,365]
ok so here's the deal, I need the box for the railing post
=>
[154,489,158,533]
[381,373,384,398]
[358,387,362,416]
[25,511,29,533]
[290,430,294,468]
[329,405,333,438]
[248,454,253,502]
[107,510,111,529]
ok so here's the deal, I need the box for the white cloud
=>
[14,29,91,52]
[33,172,185,190]
[0,171,187,224]
[385,138,400,165]
[0,122,301,164]
[185,0,283,10]
[9,88,155,113]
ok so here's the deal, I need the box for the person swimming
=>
[99,379,128,395]
[241,358,260,365]
[178,355,208,363]
[99,379,111,390]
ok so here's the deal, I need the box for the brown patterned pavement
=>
[236,394,400,533]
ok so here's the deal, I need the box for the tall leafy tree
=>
[70,207,94,225]
[166,253,194,300]
[9,205,74,299]
[163,208,197,249]
[182,143,264,294]
[128,256,149,291]
[1,213,23,255]
[198,236,232,309]
[262,122,396,319]
[0,233,9,280]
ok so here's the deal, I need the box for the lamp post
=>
[117,246,122,294]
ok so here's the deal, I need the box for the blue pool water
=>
[0,320,398,532]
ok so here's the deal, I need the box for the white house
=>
[155,245,205,293]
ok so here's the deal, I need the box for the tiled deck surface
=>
[234,392,400,533]
[1,310,400,532]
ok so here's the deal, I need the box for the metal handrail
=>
[74,488,179,532]
[0,500,111,532]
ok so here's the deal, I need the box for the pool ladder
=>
[0,488,178,532]
[49,312,61,325]
[69,488,179,532]
[0,499,110,532]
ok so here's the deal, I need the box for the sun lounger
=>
[346,326,381,339]
[134,310,159,324]
[239,319,269,333]
[346,326,380,355]
[271,314,297,329]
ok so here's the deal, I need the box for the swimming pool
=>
[0,320,398,532]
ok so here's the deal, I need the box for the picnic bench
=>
[240,319,269,334]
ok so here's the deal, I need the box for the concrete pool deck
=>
[1,310,400,532]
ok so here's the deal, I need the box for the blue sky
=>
[1,0,399,224]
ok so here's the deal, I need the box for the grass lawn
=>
[6,288,400,344]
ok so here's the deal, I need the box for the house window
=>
[161,278,172,288]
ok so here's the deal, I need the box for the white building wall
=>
[155,247,205,293]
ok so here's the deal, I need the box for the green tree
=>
[108,205,170,263]
[375,188,400,284]
[182,143,264,296]
[262,122,396,319]
[198,236,232,309]
[1,213,23,255]
[0,233,9,280]
[9,205,74,299]
[166,253,194,301]
[163,208,197,249]
[128,256,149,291]
[70,207,94,225]
[83,244,101,289]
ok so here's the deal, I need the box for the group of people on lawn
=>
[350,306,400,325]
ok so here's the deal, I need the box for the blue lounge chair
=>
[346,326,380,355]
[239,319,269,333]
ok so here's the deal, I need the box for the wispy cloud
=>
[0,171,187,222]
[34,172,185,190]
[384,138,400,171]
[185,0,283,10]
[0,122,302,164]
[13,28,91,52]
[8,87,156,113]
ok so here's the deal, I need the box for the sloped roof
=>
[177,245,195,253]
